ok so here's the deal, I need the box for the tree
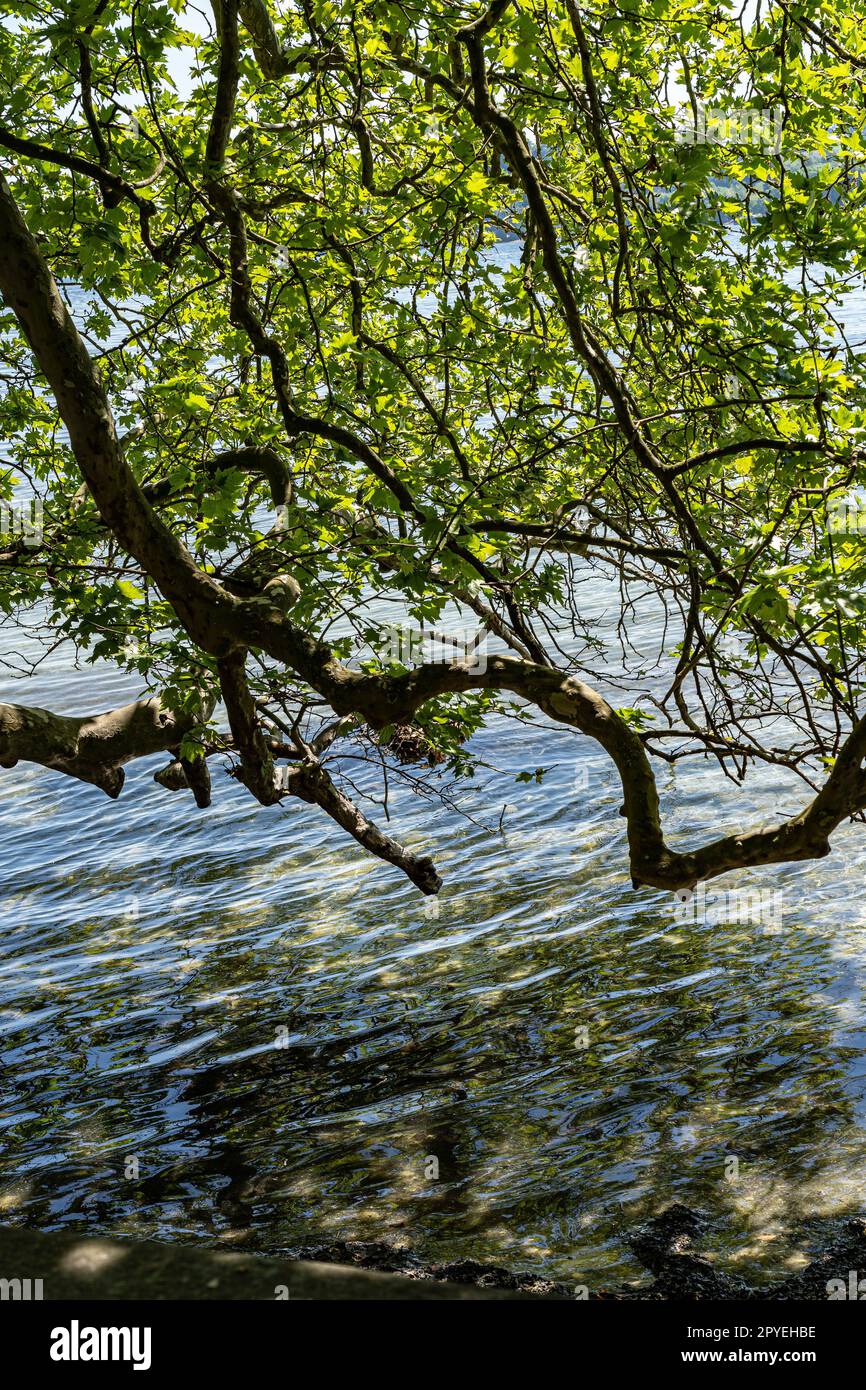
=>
[0,0,865,899]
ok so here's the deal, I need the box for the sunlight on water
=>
[3,600,866,1288]
[2,253,866,1289]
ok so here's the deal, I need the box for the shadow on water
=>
[2,708,866,1289]
[4,247,866,1286]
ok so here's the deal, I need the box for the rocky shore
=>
[291,1204,866,1301]
[3,1206,865,1300]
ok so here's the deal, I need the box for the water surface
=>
[2,579,866,1292]
[2,252,866,1292]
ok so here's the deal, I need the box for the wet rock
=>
[628,1204,752,1300]
[295,1207,866,1301]
[772,1218,866,1300]
[289,1238,573,1297]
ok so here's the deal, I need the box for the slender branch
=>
[0,125,155,214]
[286,758,442,894]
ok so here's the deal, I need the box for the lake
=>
[2,248,866,1292]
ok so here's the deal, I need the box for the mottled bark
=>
[0,698,203,798]
[218,649,281,805]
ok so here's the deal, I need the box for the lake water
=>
[2,249,866,1292]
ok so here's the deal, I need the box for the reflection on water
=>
[2,615,866,1290]
[3,246,866,1289]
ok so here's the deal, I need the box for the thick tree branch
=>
[218,648,282,804]
[0,697,204,798]
[1,87,865,900]
[0,171,242,654]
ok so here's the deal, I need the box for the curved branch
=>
[0,169,241,654]
[0,125,155,214]
[237,0,345,78]
[142,445,292,510]
[1,103,865,899]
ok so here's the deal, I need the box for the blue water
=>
[2,250,866,1290]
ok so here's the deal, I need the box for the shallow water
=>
[2,252,866,1292]
[3,578,866,1293]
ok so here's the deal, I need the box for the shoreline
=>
[2,1205,865,1300]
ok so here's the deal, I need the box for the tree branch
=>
[0,696,205,798]
[286,759,442,894]
[218,648,282,804]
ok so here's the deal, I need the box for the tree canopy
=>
[1,0,866,897]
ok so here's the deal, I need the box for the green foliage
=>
[2,0,866,786]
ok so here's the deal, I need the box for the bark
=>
[218,649,282,805]
[0,171,241,657]
[0,24,864,898]
[0,697,203,798]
